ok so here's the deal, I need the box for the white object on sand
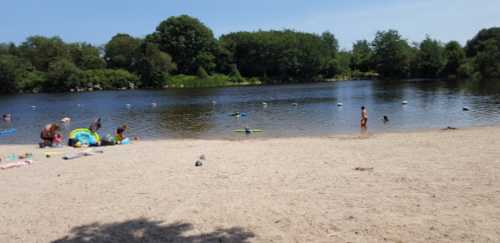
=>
[0,160,34,170]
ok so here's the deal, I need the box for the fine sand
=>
[1,127,500,242]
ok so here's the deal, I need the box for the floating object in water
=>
[0,128,16,137]
[262,102,268,106]
[77,104,82,107]
[151,102,157,107]
[31,105,37,110]
[383,116,389,123]
[126,104,132,108]
[337,102,343,107]
[69,128,101,147]
[212,100,217,105]
[61,117,71,123]
[2,113,11,122]
[402,101,408,105]
[233,129,264,133]
[292,103,298,106]
[230,112,247,117]
[462,106,470,111]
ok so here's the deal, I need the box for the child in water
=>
[360,106,368,129]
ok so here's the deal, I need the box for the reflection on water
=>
[1,79,500,144]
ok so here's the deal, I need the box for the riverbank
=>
[1,126,500,242]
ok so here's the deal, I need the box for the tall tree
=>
[134,42,176,87]
[151,15,217,74]
[0,55,23,93]
[414,37,446,78]
[442,41,465,78]
[466,28,500,79]
[68,43,106,70]
[104,34,141,70]
[350,40,373,72]
[18,36,70,72]
[372,30,412,78]
[46,59,81,91]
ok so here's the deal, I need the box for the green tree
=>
[104,34,141,70]
[0,55,23,93]
[466,28,500,80]
[350,40,373,72]
[442,41,465,78]
[69,43,105,70]
[372,30,412,78]
[414,37,446,78]
[220,30,335,82]
[134,42,176,87]
[19,36,70,72]
[46,59,81,91]
[152,15,217,74]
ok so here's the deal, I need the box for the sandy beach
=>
[1,126,500,242]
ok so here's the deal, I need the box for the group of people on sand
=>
[40,117,129,148]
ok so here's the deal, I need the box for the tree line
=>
[1,15,499,94]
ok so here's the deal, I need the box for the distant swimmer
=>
[360,106,368,129]
[2,113,11,122]
[383,115,389,123]
[245,126,252,135]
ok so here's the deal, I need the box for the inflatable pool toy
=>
[69,128,100,146]
[121,138,130,145]
[0,128,16,137]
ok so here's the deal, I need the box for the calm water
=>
[1,80,500,144]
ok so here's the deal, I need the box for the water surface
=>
[1,80,500,144]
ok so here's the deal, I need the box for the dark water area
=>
[1,80,500,144]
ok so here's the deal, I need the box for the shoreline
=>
[1,125,500,242]
[2,123,498,146]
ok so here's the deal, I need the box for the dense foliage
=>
[0,14,499,94]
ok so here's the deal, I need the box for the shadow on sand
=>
[52,218,255,243]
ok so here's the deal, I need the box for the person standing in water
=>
[360,106,368,129]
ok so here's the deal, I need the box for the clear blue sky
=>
[2,0,500,49]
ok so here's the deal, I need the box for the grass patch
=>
[166,74,261,88]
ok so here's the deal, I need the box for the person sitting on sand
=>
[89,118,102,132]
[114,125,128,144]
[40,123,61,148]
[360,106,368,129]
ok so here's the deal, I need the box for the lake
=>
[1,80,500,144]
